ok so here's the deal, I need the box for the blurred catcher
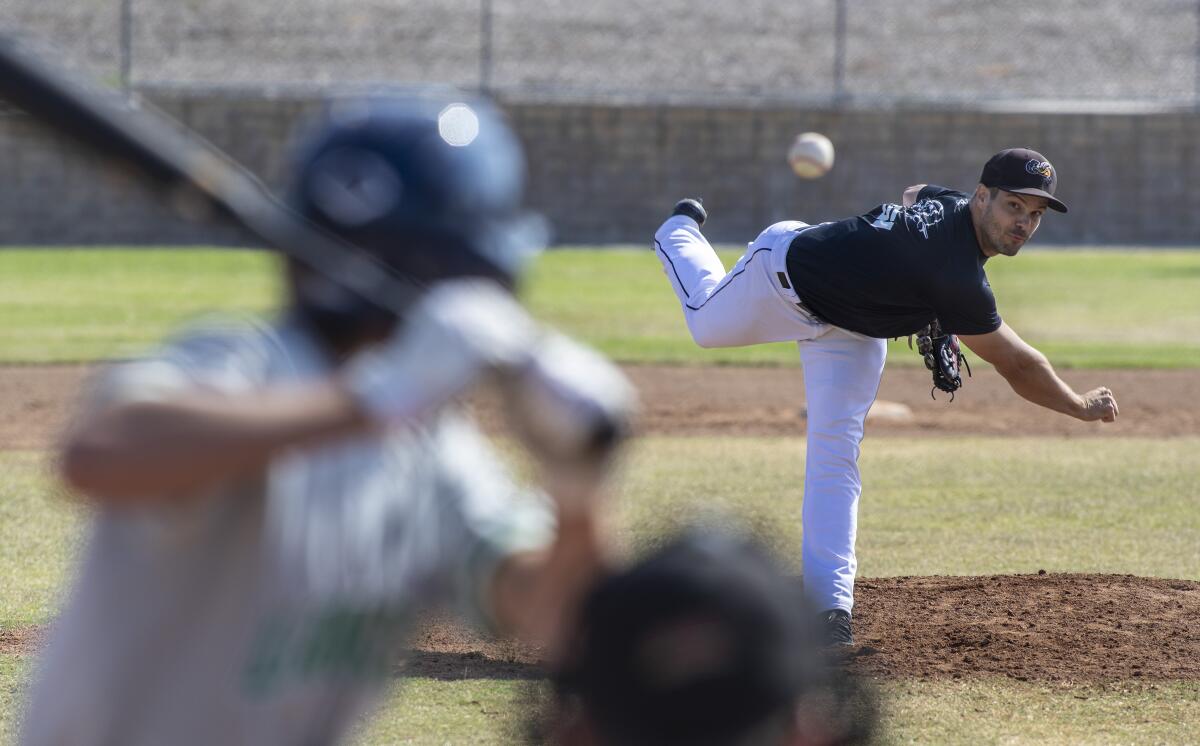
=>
[533,529,877,746]
[20,94,634,745]
[654,149,1119,646]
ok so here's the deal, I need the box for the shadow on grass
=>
[396,650,545,681]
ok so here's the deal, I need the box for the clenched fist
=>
[1079,386,1118,423]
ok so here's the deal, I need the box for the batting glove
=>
[501,331,637,468]
[343,279,537,424]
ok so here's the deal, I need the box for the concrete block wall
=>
[2,90,1197,247]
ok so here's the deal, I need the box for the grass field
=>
[351,678,1200,746]
[525,247,1200,369]
[2,247,1199,367]
[1,247,1198,743]
[0,249,281,364]
[3,661,1197,745]
[3,440,1196,632]
[1,436,1198,743]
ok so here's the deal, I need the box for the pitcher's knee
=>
[688,325,724,349]
[686,318,743,349]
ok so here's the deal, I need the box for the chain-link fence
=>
[3,0,1199,105]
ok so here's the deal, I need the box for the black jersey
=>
[785,185,1003,339]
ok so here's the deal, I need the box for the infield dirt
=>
[405,573,1200,683]
[2,363,1198,683]
[2,363,1197,449]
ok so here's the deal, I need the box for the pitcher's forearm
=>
[997,353,1085,418]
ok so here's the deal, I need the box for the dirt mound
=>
[4,364,1196,684]
[0,626,44,654]
[399,574,1200,683]
[845,574,1200,682]
[7,575,1196,683]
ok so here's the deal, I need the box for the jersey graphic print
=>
[784,185,1001,338]
[871,198,948,239]
[870,204,900,231]
[906,198,945,238]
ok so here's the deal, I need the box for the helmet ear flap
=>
[285,260,396,350]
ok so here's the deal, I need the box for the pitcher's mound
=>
[404,573,1200,683]
[9,575,1198,685]
[844,573,1200,681]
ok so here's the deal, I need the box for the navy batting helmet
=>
[287,92,546,337]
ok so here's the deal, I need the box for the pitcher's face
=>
[973,186,1048,257]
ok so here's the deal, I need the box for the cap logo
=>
[306,147,403,227]
[1025,159,1053,179]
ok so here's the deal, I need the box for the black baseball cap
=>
[979,148,1068,213]
[555,530,868,746]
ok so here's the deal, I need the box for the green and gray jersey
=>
[20,316,553,746]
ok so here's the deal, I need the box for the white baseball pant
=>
[653,215,887,613]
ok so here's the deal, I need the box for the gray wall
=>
[2,89,1198,247]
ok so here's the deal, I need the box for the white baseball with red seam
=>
[787,132,835,179]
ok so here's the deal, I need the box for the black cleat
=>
[819,608,854,646]
[671,198,707,226]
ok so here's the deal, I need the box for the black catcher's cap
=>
[979,148,1068,213]
[559,531,825,746]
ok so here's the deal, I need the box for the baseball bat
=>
[0,34,416,314]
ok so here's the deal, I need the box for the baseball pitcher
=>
[652,149,1118,645]
[21,95,634,745]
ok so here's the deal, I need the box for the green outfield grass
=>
[350,677,1200,746]
[614,437,1200,580]
[1,658,1195,746]
[2,247,1198,367]
[3,439,1195,630]
[526,247,1200,369]
[0,453,86,628]
[1,437,1197,742]
[0,655,30,745]
[0,249,281,363]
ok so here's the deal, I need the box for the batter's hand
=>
[1079,386,1119,422]
[343,279,537,424]
[501,332,636,473]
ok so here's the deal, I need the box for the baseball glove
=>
[911,320,971,401]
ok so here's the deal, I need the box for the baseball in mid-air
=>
[787,131,835,179]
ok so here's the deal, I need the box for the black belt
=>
[780,229,831,322]
[775,263,825,321]
[776,269,812,314]
[779,232,805,294]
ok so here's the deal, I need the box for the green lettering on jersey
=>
[242,606,406,698]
